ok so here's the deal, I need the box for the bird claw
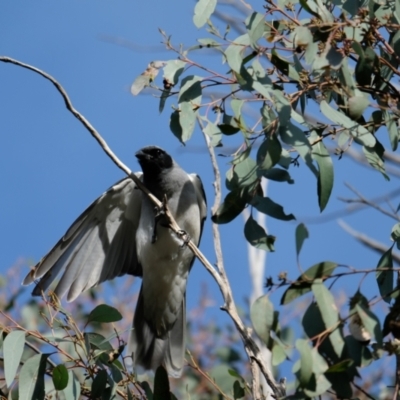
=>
[152,196,168,243]
[178,230,191,247]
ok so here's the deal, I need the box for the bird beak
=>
[135,150,147,161]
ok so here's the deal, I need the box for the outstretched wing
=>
[23,174,143,302]
[189,173,207,238]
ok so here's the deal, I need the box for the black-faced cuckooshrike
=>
[23,146,207,377]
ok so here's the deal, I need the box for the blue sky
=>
[1,0,399,386]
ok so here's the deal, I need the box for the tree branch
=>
[198,117,282,399]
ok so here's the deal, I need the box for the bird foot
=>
[178,230,191,247]
[151,196,168,243]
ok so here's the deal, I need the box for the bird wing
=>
[23,174,143,302]
[189,173,207,236]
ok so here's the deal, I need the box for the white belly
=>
[135,197,200,336]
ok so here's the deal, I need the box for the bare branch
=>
[199,117,282,399]
[338,219,400,264]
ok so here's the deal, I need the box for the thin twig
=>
[198,117,281,399]
[186,351,232,399]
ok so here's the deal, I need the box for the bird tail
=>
[129,287,186,378]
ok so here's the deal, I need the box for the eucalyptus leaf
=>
[251,195,295,221]
[19,354,49,400]
[312,281,345,358]
[86,304,122,325]
[225,34,251,73]
[256,135,282,170]
[320,100,376,147]
[91,369,108,398]
[244,215,275,251]
[312,139,334,212]
[281,261,338,305]
[355,303,382,345]
[193,0,217,28]
[295,223,309,258]
[250,294,275,344]
[376,246,394,303]
[212,190,248,224]
[4,330,25,387]
[245,12,265,46]
[153,366,170,400]
[163,60,186,86]
[295,339,313,387]
[53,364,69,391]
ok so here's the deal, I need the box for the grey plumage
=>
[23,146,207,377]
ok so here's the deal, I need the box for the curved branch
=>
[198,117,283,398]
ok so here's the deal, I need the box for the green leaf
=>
[198,38,221,47]
[303,303,340,364]
[363,144,389,180]
[293,26,313,48]
[250,294,275,344]
[384,110,399,151]
[312,139,334,212]
[295,223,309,258]
[348,96,369,120]
[344,335,373,368]
[4,330,25,387]
[392,222,400,249]
[312,281,345,358]
[233,380,245,399]
[245,12,265,46]
[271,341,287,366]
[312,44,343,71]
[244,215,275,252]
[176,75,202,143]
[325,359,354,373]
[258,168,294,184]
[203,120,222,147]
[153,366,170,400]
[225,34,251,73]
[212,190,248,224]
[281,261,338,305]
[163,60,186,86]
[320,100,376,147]
[256,134,282,170]
[63,371,81,400]
[84,332,113,351]
[179,75,202,105]
[271,49,300,81]
[218,123,240,135]
[53,364,69,391]
[139,381,153,400]
[251,59,272,100]
[86,304,122,325]
[355,46,377,87]
[159,88,171,114]
[19,354,49,400]
[279,122,318,177]
[209,364,238,394]
[376,246,394,303]
[169,110,183,143]
[251,195,295,221]
[179,102,197,143]
[228,157,259,190]
[193,0,217,28]
[355,304,382,345]
[91,369,108,398]
[295,339,313,387]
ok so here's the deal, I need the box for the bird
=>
[22,145,207,377]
